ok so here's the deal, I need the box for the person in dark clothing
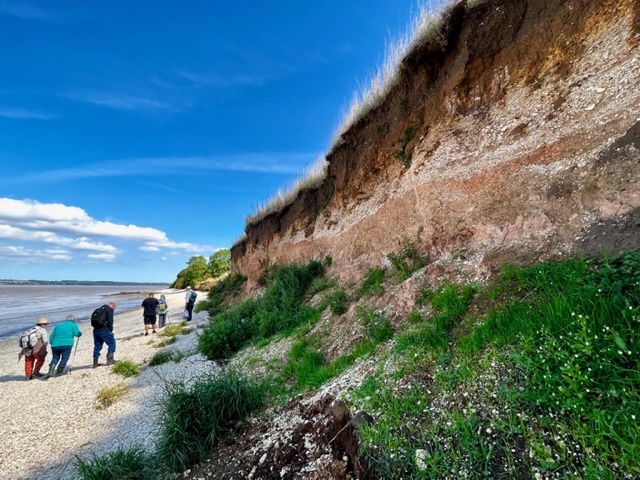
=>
[141,293,160,335]
[185,286,197,321]
[93,302,116,368]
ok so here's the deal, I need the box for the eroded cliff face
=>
[232,0,640,290]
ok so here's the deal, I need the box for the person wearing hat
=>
[46,314,83,378]
[19,317,50,380]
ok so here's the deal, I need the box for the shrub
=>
[156,369,266,472]
[111,360,140,378]
[73,445,164,480]
[95,384,129,410]
[327,288,349,315]
[198,260,323,360]
[204,273,247,317]
[198,299,259,360]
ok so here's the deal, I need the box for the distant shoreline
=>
[0,280,169,286]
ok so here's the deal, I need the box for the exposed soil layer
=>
[182,396,366,480]
[232,0,640,292]
[211,1,640,478]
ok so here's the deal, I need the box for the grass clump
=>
[156,368,266,473]
[149,350,175,367]
[158,321,188,337]
[95,384,130,410]
[156,336,177,347]
[325,287,349,315]
[308,276,338,296]
[73,445,164,480]
[199,261,323,360]
[359,266,386,297]
[359,306,394,343]
[397,282,476,353]
[111,360,140,378]
[387,239,428,282]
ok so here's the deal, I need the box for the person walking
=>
[46,314,82,378]
[185,286,197,322]
[18,317,50,380]
[92,302,117,368]
[157,294,169,328]
[141,293,160,335]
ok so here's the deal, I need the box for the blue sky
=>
[0,0,422,283]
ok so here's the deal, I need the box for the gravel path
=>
[0,290,215,480]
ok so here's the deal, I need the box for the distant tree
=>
[209,249,231,278]
[171,256,209,289]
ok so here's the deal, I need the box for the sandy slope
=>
[0,289,214,480]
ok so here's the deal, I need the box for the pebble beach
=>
[0,290,214,480]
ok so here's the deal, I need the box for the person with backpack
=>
[46,314,82,378]
[157,294,169,328]
[185,286,197,321]
[18,317,50,380]
[92,302,117,368]
[141,293,160,335]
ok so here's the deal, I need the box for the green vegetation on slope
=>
[75,249,640,480]
[354,252,640,479]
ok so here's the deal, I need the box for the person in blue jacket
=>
[46,314,82,377]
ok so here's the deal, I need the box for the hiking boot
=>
[44,365,56,378]
[93,357,100,368]
[106,352,115,365]
[32,371,45,378]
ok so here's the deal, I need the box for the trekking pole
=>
[64,337,80,374]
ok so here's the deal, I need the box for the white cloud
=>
[0,245,72,263]
[87,253,116,262]
[64,91,175,112]
[0,198,211,257]
[3,152,313,185]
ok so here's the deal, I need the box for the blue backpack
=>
[188,291,197,304]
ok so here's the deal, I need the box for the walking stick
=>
[64,336,80,374]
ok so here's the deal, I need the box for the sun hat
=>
[36,317,49,325]
[187,286,192,289]
[65,314,76,321]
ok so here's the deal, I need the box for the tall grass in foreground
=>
[73,445,164,480]
[353,252,640,479]
[156,369,266,473]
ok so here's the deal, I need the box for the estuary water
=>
[0,284,170,341]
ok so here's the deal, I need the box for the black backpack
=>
[91,305,109,328]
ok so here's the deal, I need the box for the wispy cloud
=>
[64,91,176,112]
[4,153,314,184]
[0,1,49,20]
[0,107,54,120]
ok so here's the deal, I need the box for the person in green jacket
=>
[46,314,82,378]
